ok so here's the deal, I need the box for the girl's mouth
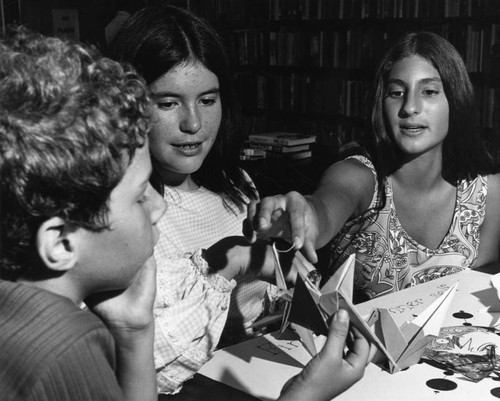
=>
[400,124,427,135]
[172,142,201,149]
[172,142,203,156]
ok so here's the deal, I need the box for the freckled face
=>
[384,55,449,157]
[148,61,222,187]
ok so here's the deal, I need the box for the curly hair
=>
[108,4,257,212]
[0,26,151,280]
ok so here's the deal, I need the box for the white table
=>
[200,270,500,401]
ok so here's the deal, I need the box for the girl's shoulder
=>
[344,154,375,170]
[320,156,378,213]
[326,155,376,180]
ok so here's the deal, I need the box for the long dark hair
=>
[109,4,257,212]
[368,31,495,183]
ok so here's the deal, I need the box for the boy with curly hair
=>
[0,26,166,401]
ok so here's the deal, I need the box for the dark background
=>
[7,0,500,195]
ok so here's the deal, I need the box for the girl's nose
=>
[179,106,201,134]
[401,91,422,116]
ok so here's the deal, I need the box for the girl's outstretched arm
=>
[244,158,375,263]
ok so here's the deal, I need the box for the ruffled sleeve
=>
[154,249,236,394]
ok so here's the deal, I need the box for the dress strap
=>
[345,155,379,210]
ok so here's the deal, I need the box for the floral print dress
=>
[329,156,487,300]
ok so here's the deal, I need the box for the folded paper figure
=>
[251,241,319,331]
[267,241,321,334]
[285,253,459,373]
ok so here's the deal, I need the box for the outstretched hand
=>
[243,191,319,263]
[278,309,370,401]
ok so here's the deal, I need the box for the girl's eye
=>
[156,100,176,110]
[200,97,217,106]
[422,89,439,96]
[388,90,405,98]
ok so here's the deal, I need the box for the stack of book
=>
[240,147,267,161]
[241,132,316,161]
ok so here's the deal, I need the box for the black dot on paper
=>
[452,310,473,319]
[426,378,457,391]
[491,387,500,398]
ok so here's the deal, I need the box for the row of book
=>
[189,0,269,23]
[240,132,316,161]
[477,85,500,130]
[228,23,500,73]
[235,72,370,118]
[228,28,385,69]
[188,0,500,22]
[268,0,499,20]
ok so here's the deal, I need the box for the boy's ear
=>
[36,217,77,272]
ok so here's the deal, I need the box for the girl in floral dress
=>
[246,31,500,302]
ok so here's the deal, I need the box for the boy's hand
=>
[278,309,370,401]
[243,192,319,264]
[86,256,157,335]
[86,257,157,401]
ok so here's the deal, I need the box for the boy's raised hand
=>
[85,256,157,401]
[244,191,319,264]
[278,309,370,401]
[86,255,157,334]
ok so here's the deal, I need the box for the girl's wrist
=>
[202,244,247,280]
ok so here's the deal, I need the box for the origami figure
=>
[284,253,459,373]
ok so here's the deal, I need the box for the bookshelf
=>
[12,2,500,192]
[25,0,493,196]
[189,0,500,194]
[138,0,500,195]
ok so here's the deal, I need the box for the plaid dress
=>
[154,180,275,393]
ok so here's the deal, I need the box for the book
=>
[248,132,317,146]
[271,143,311,153]
[247,142,311,153]
[240,154,266,161]
[248,142,311,153]
[243,141,272,151]
[267,149,312,161]
[241,148,267,157]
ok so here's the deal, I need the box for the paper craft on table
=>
[424,325,500,382]
[252,241,320,333]
[285,253,460,373]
